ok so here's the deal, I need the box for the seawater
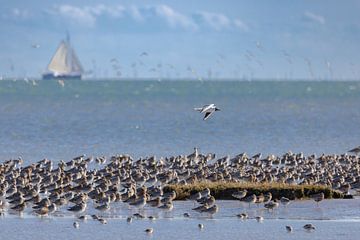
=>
[0,80,359,162]
[0,80,360,240]
[0,199,359,240]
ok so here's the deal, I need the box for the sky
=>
[0,0,360,80]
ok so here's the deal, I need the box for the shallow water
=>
[0,80,360,162]
[1,199,360,240]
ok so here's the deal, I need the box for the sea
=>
[0,79,360,240]
[0,80,359,162]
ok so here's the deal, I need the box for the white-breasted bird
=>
[194,104,220,120]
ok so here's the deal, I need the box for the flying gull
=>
[194,104,220,120]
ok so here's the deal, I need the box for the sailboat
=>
[42,34,83,80]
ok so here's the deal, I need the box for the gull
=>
[140,52,148,57]
[32,44,40,49]
[194,104,220,120]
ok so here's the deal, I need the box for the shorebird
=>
[127,217,133,223]
[263,192,272,203]
[241,194,256,208]
[198,223,204,229]
[236,213,248,219]
[98,218,107,224]
[194,104,220,120]
[78,215,87,221]
[348,146,360,155]
[286,225,293,232]
[310,192,324,206]
[198,196,215,206]
[147,197,161,207]
[129,197,146,209]
[145,228,153,234]
[199,188,211,198]
[67,202,87,213]
[73,222,80,229]
[255,194,265,206]
[133,213,145,219]
[34,206,49,216]
[188,192,202,201]
[183,212,190,217]
[192,204,209,212]
[11,202,25,213]
[158,201,173,211]
[201,204,218,215]
[303,223,316,230]
[95,203,110,211]
[255,216,264,222]
[280,197,291,207]
[231,190,247,200]
[264,201,279,210]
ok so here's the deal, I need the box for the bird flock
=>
[0,147,359,234]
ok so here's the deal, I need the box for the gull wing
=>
[203,111,214,121]
[200,104,213,113]
[194,107,203,112]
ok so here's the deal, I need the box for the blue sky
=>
[0,0,360,80]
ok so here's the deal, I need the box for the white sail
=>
[70,49,84,73]
[46,39,83,75]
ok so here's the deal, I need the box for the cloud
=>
[233,19,249,31]
[129,5,144,22]
[154,5,197,30]
[47,4,246,32]
[195,11,231,30]
[304,11,325,25]
[51,4,125,27]
[56,5,96,26]
[2,8,31,20]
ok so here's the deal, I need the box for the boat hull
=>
[42,73,81,80]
